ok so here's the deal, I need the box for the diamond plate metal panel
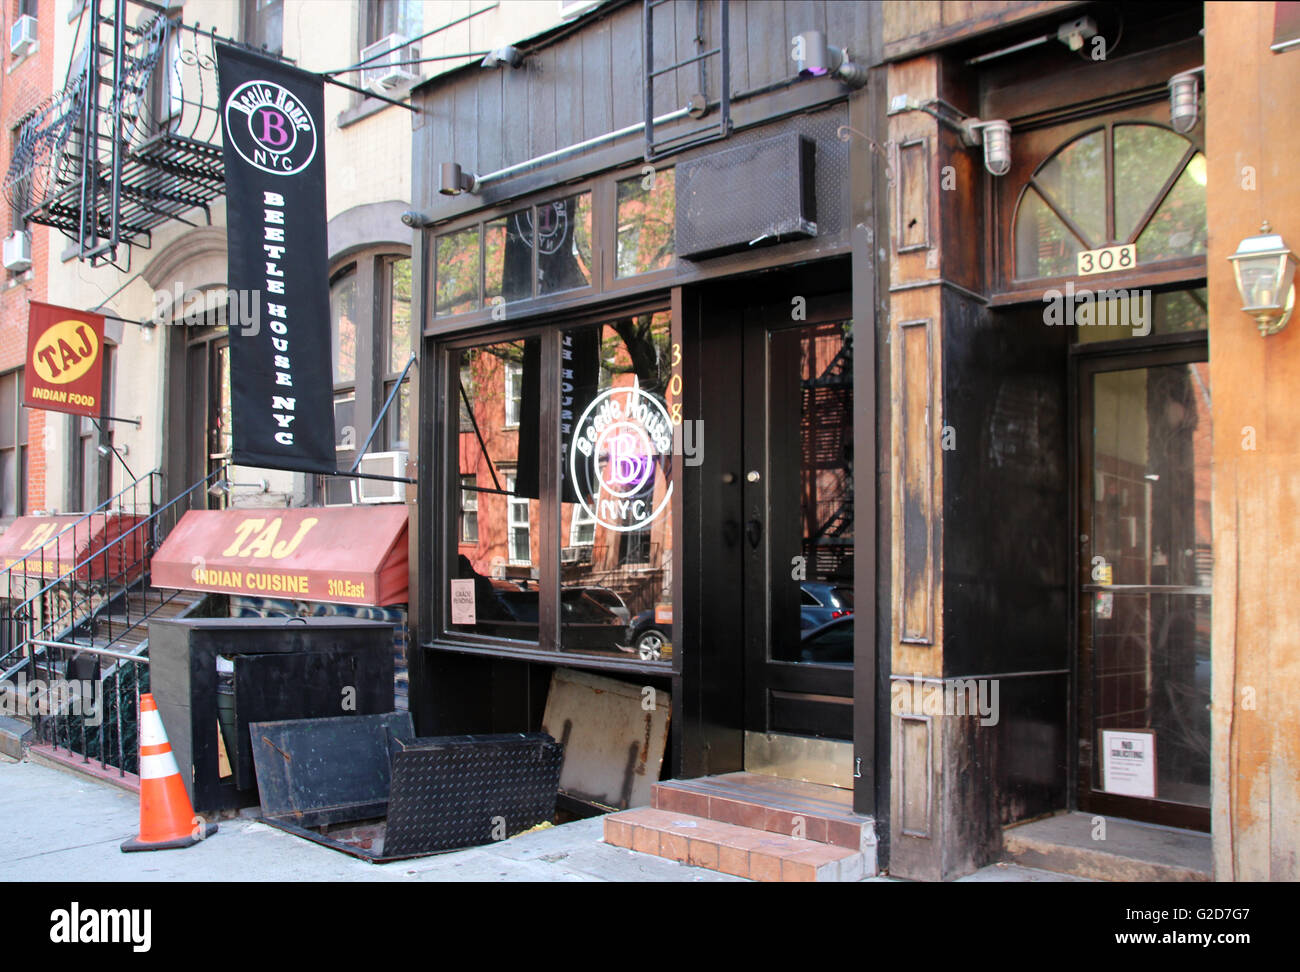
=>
[382,733,564,857]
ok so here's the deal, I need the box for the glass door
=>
[1078,349,1211,829]
[742,306,855,784]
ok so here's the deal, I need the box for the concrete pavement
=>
[0,753,1081,881]
[0,754,740,882]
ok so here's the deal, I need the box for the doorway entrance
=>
[1076,340,1211,831]
[168,323,230,508]
[738,298,855,787]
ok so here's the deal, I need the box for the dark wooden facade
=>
[405,0,888,835]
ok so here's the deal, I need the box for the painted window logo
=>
[223,80,317,176]
[512,200,569,255]
[570,385,673,532]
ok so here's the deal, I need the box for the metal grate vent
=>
[675,132,817,260]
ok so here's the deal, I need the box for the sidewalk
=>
[0,753,1077,881]
[0,755,738,882]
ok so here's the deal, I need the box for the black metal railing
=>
[0,470,160,675]
[2,464,225,775]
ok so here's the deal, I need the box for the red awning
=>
[0,514,147,580]
[151,506,409,606]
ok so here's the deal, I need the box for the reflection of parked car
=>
[568,586,630,626]
[800,616,853,663]
[800,582,853,630]
[625,609,670,658]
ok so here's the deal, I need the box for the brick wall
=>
[0,0,56,514]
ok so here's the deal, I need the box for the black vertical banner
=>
[216,44,335,473]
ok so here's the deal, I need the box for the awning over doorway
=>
[151,507,409,606]
[0,514,146,580]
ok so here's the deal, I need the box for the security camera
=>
[401,210,430,228]
[481,46,522,69]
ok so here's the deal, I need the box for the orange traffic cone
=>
[121,693,218,852]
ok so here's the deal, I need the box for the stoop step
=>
[603,773,877,881]
[1002,811,1211,882]
[604,807,866,881]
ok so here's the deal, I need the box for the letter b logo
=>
[257,108,291,147]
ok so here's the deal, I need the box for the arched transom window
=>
[1014,123,1206,280]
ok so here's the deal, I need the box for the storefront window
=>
[559,312,674,659]
[452,338,541,644]
[616,169,675,277]
[445,313,674,664]
[435,226,481,316]
[485,208,533,305]
[537,193,593,295]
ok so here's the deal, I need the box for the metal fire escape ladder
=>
[2,0,251,267]
[643,0,731,162]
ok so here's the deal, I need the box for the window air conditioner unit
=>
[350,451,408,505]
[360,33,416,91]
[559,0,603,21]
[9,15,36,57]
[560,546,581,564]
[3,231,32,272]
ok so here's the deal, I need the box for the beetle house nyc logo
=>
[570,384,673,533]
[223,80,318,176]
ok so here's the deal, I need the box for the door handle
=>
[745,518,762,550]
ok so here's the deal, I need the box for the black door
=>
[740,299,855,760]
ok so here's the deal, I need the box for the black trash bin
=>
[148,617,396,813]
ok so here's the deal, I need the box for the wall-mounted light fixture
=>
[1228,221,1297,336]
[439,161,479,196]
[480,45,522,69]
[792,30,867,88]
[889,95,1012,177]
[960,118,1012,176]
[1168,67,1204,134]
[207,478,270,497]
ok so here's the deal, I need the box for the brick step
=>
[604,807,867,882]
[652,772,875,854]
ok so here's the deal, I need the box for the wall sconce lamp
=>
[439,162,479,196]
[1228,221,1297,336]
[480,46,522,69]
[207,478,270,497]
[960,117,1013,176]
[889,95,1012,177]
[1168,67,1204,134]
[792,30,868,88]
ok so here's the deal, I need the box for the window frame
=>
[318,247,412,504]
[991,102,1208,303]
[0,369,28,521]
[430,297,678,674]
[241,0,284,56]
[426,163,680,334]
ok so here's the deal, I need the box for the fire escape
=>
[3,0,230,268]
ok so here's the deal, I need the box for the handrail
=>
[0,463,225,674]
[17,465,222,612]
[29,638,149,664]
